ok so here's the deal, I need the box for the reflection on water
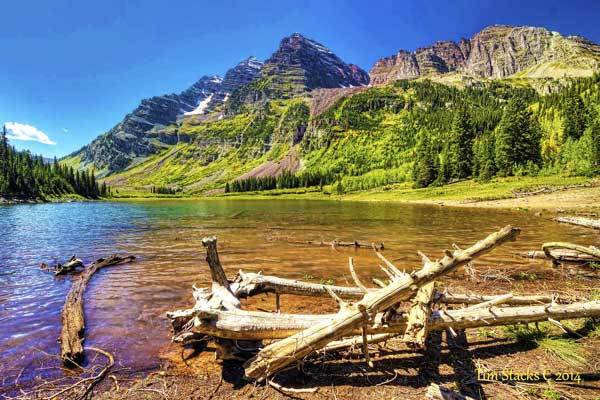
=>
[0,199,595,385]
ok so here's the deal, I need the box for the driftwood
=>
[60,254,135,365]
[167,227,600,389]
[555,216,600,230]
[171,291,600,340]
[516,249,597,263]
[403,282,435,348]
[542,242,600,265]
[40,255,85,275]
[304,239,384,250]
[232,270,555,305]
[55,256,84,275]
[243,225,520,380]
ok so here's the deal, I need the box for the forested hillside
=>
[222,75,600,194]
[103,75,600,196]
[0,127,108,200]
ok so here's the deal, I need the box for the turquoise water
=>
[0,199,594,389]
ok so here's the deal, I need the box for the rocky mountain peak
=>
[370,24,600,84]
[262,33,369,93]
[220,57,264,94]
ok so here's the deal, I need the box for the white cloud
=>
[62,128,69,133]
[4,122,56,145]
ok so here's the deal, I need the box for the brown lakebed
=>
[0,199,598,398]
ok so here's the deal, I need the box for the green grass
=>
[503,324,586,367]
[542,388,562,400]
[537,337,586,366]
[218,175,593,204]
[340,175,593,203]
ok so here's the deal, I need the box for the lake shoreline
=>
[108,177,600,213]
[0,194,99,205]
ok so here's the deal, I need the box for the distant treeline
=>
[0,126,109,199]
[150,186,179,195]
[225,171,336,193]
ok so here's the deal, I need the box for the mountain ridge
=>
[370,24,600,84]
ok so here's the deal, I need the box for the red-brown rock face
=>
[369,25,600,85]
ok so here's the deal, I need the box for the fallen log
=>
[54,255,85,275]
[60,254,135,365]
[303,239,384,250]
[202,236,241,311]
[542,242,600,265]
[171,297,600,340]
[40,255,85,275]
[460,293,513,311]
[516,249,597,263]
[555,216,600,230]
[232,270,555,305]
[243,225,520,380]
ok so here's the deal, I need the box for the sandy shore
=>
[430,186,600,212]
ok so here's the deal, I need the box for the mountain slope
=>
[66,76,223,175]
[66,57,264,175]
[370,25,600,85]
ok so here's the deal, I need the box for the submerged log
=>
[304,239,384,250]
[54,255,84,275]
[542,242,600,265]
[60,254,135,365]
[243,225,520,380]
[555,216,600,230]
[516,249,597,263]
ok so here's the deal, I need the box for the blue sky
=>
[2,0,600,158]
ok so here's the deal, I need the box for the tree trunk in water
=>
[555,216,600,230]
[542,242,600,265]
[60,255,135,365]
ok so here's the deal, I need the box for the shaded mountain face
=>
[264,33,370,91]
[72,76,222,174]
[370,25,600,84]
[205,57,264,111]
[71,57,264,174]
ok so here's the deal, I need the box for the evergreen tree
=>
[412,135,437,188]
[0,129,106,199]
[448,109,474,180]
[473,133,496,181]
[563,93,587,140]
[589,110,600,172]
[494,96,541,176]
[335,180,344,195]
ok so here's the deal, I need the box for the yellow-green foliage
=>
[106,99,308,192]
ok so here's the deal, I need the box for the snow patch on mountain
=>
[184,94,214,116]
